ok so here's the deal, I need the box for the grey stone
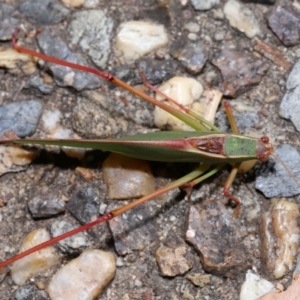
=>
[19,0,69,25]
[68,10,114,69]
[0,100,42,137]
[0,3,19,41]
[37,29,102,91]
[256,145,300,198]
[50,220,90,255]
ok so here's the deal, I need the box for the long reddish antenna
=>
[271,152,300,189]
[11,28,204,132]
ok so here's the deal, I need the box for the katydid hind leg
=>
[0,166,205,269]
[139,72,220,132]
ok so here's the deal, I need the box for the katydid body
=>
[9,131,272,164]
[0,30,275,273]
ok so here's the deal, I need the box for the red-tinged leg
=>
[12,28,203,132]
[223,101,239,134]
[223,101,241,216]
[0,165,205,269]
[139,71,220,132]
[223,166,240,218]
[139,71,192,115]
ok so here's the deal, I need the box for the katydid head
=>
[256,136,273,162]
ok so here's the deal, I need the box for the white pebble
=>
[99,203,108,215]
[154,77,203,131]
[170,215,176,222]
[48,249,116,300]
[153,78,221,131]
[116,256,124,267]
[224,0,261,38]
[0,49,35,70]
[0,145,37,175]
[184,22,200,33]
[240,271,276,300]
[186,229,196,239]
[115,21,168,64]
[188,33,198,41]
[134,278,142,287]
[10,228,62,285]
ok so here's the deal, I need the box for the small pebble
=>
[268,6,300,47]
[14,284,48,300]
[47,249,116,300]
[37,29,102,91]
[153,76,203,131]
[155,230,194,277]
[0,145,37,176]
[116,256,124,267]
[103,153,156,199]
[28,189,65,218]
[171,39,209,74]
[115,21,168,64]
[224,0,261,38]
[190,0,220,10]
[186,200,248,277]
[0,49,34,70]
[260,199,300,279]
[50,220,91,255]
[240,271,276,300]
[68,10,113,68]
[187,33,198,41]
[154,77,222,130]
[99,203,107,215]
[10,228,62,285]
[67,185,101,224]
[184,22,200,33]
[211,49,269,97]
[26,75,54,94]
[186,273,211,288]
[214,31,225,41]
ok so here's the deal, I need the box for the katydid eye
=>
[261,136,269,144]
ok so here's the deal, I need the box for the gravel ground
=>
[1,0,300,299]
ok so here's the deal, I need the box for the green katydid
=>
[0,29,278,272]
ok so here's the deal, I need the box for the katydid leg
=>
[223,167,240,217]
[12,29,205,132]
[0,165,207,269]
[223,101,241,216]
[223,101,239,134]
[182,163,225,187]
[139,72,221,132]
